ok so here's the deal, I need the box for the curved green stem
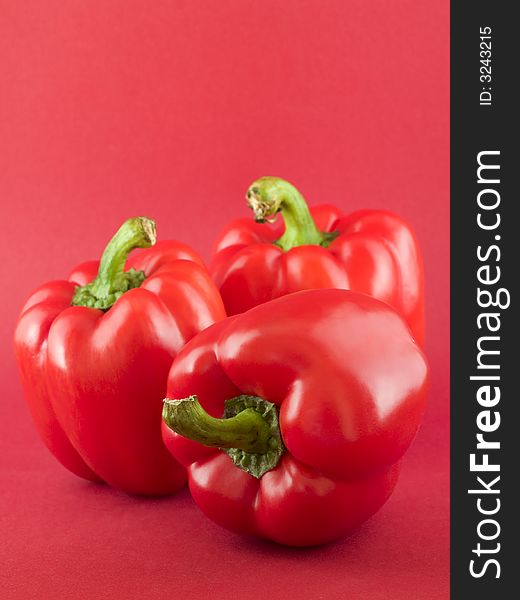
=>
[163,395,285,479]
[246,176,337,251]
[163,395,271,453]
[71,217,156,310]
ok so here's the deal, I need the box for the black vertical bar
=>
[451,2,516,598]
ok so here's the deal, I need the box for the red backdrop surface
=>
[0,2,449,599]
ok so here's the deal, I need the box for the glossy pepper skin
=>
[211,177,425,344]
[14,217,226,495]
[162,289,428,546]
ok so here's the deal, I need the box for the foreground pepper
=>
[14,217,226,495]
[211,176,425,344]
[162,289,428,546]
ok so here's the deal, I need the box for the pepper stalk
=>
[71,217,156,311]
[246,176,338,251]
[163,395,285,478]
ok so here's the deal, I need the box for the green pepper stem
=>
[246,176,337,251]
[71,217,156,310]
[162,396,271,453]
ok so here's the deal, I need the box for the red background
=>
[0,1,449,598]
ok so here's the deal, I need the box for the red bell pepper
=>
[162,289,428,546]
[211,176,425,344]
[14,217,226,495]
